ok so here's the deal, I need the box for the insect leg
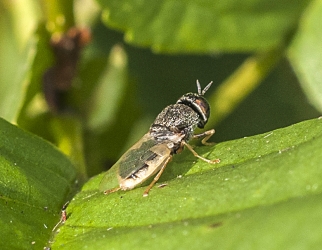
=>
[183,141,220,164]
[104,186,121,195]
[192,129,215,146]
[143,156,172,197]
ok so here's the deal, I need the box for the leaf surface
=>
[288,0,322,112]
[97,0,310,53]
[52,118,322,249]
[0,1,39,122]
[0,118,77,249]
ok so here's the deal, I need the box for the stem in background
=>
[207,48,284,128]
[51,116,88,183]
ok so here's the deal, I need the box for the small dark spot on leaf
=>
[208,221,223,228]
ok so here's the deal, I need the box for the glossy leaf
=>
[51,118,322,249]
[96,0,310,53]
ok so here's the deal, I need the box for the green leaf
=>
[288,0,322,113]
[51,117,322,249]
[97,0,310,53]
[0,118,77,249]
[0,1,39,122]
[86,45,128,131]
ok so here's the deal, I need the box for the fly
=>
[99,80,220,196]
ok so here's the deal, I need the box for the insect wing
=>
[99,133,161,191]
[118,141,172,190]
[118,134,159,179]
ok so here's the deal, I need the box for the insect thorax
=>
[150,104,199,151]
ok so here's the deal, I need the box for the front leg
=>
[192,129,215,146]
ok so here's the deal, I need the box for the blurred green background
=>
[0,0,321,178]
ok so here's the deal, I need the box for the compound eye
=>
[195,99,209,117]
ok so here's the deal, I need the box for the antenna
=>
[196,80,213,95]
[196,80,202,95]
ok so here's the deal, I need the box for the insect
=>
[99,80,220,197]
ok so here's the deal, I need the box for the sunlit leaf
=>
[51,118,322,249]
